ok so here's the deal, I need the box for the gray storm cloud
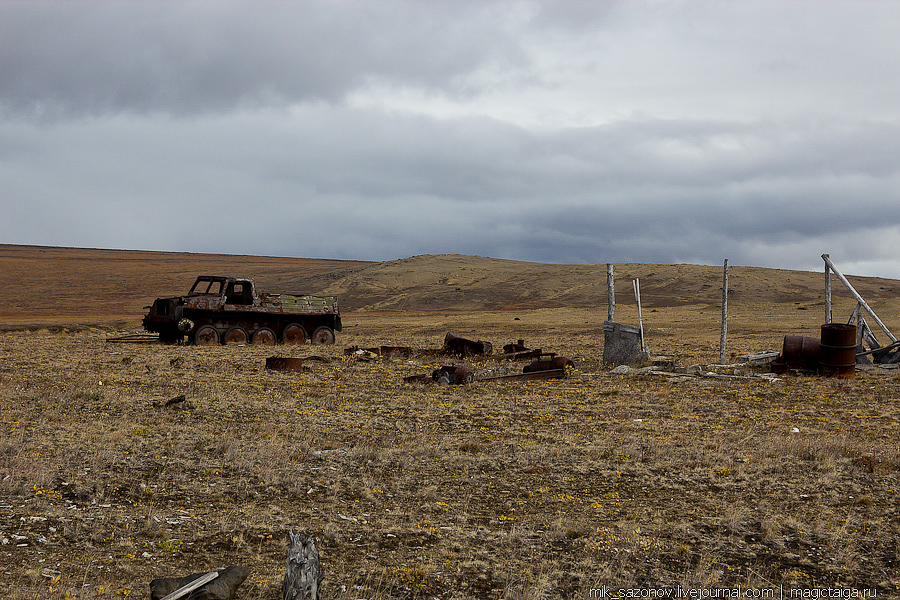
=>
[2,0,900,277]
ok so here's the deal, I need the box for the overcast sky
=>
[3,1,900,277]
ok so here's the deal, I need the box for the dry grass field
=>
[1,245,899,599]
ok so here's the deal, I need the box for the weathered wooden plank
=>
[160,571,219,600]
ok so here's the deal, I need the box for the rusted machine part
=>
[265,357,305,372]
[432,365,474,385]
[478,369,566,382]
[194,325,220,346]
[523,355,574,373]
[224,327,249,345]
[503,348,546,361]
[311,326,336,345]
[283,324,307,344]
[500,339,546,360]
[251,328,277,345]
[819,323,857,377]
[775,335,821,372]
[503,339,529,354]
[444,332,492,356]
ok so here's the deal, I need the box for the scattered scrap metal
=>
[432,365,475,385]
[501,339,544,360]
[443,331,493,356]
[399,335,575,384]
[522,354,574,373]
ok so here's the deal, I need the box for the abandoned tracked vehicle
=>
[143,276,341,345]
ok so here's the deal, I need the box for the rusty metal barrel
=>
[819,323,857,377]
[779,335,821,370]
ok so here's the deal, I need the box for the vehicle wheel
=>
[251,328,277,345]
[282,323,307,344]
[224,327,249,345]
[311,326,335,345]
[193,325,220,346]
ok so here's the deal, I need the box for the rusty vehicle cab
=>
[143,275,341,345]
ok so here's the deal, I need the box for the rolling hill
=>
[1,244,897,328]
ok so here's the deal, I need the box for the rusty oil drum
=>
[779,335,821,370]
[819,323,857,377]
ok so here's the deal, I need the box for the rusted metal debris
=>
[773,335,820,372]
[404,354,574,385]
[482,355,574,381]
[443,331,492,356]
[403,365,474,385]
[503,339,528,354]
[523,355,574,373]
[500,339,545,360]
[265,357,305,372]
[432,365,475,385]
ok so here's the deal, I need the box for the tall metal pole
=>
[607,264,615,322]
[720,259,728,364]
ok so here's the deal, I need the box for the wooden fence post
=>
[607,264,615,322]
[824,253,832,324]
[633,278,645,352]
[720,259,728,364]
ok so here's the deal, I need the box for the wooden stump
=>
[283,531,323,600]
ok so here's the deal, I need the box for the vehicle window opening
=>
[226,282,253,305]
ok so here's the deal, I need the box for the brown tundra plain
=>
[0,244,899,599]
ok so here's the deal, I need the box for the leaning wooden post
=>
[633,278,645,352]
[607,264,615,322]
[824,253,832,324]
[821,254,897,342]
[720,259,728,364]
